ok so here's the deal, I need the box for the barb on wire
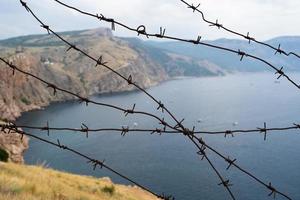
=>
[257,122,268,141]
[80,123,89,138]
[121,126,129,137]
[238,49,246,61]
[41,24,50,34]
[155,27,166,38]
[224,130,234,138]
[225,157,237,170]
[275,67,285,80]
[41,121,50,136]
[124,104,136,117]
[95,55,108,67]
[1,125,169,200]
[180,0,300,59]
[209,19,223,29]
[52,0,300,91]
[188,3,201,12]
[245,32,254,44]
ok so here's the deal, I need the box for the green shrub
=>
[101,185,115,196]
[20,97,31,105]
[0,148,9,162]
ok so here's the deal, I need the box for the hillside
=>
[0,27,224,121]
[0,162,158,200]
[147,36,300,72]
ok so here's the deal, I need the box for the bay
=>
[17,73,300,200]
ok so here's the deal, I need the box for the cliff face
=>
[0,131,28,164]
[0,53,86,121]
[0,28,169,120]
[0,27,224,121]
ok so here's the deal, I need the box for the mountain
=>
[0,27,225,121]
[147,36,300,72]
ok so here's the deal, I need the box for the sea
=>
[17,73,300,200]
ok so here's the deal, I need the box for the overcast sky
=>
[1,0,300,41]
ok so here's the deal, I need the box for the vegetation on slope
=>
[0,162,158,200]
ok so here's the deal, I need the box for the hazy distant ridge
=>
[147,36,300,72]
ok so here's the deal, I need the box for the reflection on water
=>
[17,73,300,200]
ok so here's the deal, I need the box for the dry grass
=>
[0,162,158,200]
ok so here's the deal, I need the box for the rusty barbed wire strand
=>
[3,123,300,139]
[52,0,300,90]
[16,1,294,199]
[179,0,300,59]
[0,125,173,200]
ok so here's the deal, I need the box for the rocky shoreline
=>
[0,121,29,163]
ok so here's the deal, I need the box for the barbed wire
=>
[180,0,300,59]
[12,0,294,199]
[0,125,174,200]
[1,54,292,199]
[52,0,300,90]
[3,123,300,140]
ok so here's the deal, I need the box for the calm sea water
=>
[17,73,300,200]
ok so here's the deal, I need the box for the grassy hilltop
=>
[0,162,158,200]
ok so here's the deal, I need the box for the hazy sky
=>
[1,0,300,41]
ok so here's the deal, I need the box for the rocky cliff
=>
[0,27,225,120]
[0,131,28,164]
[0,27,225,163]
[0,121,28,164]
